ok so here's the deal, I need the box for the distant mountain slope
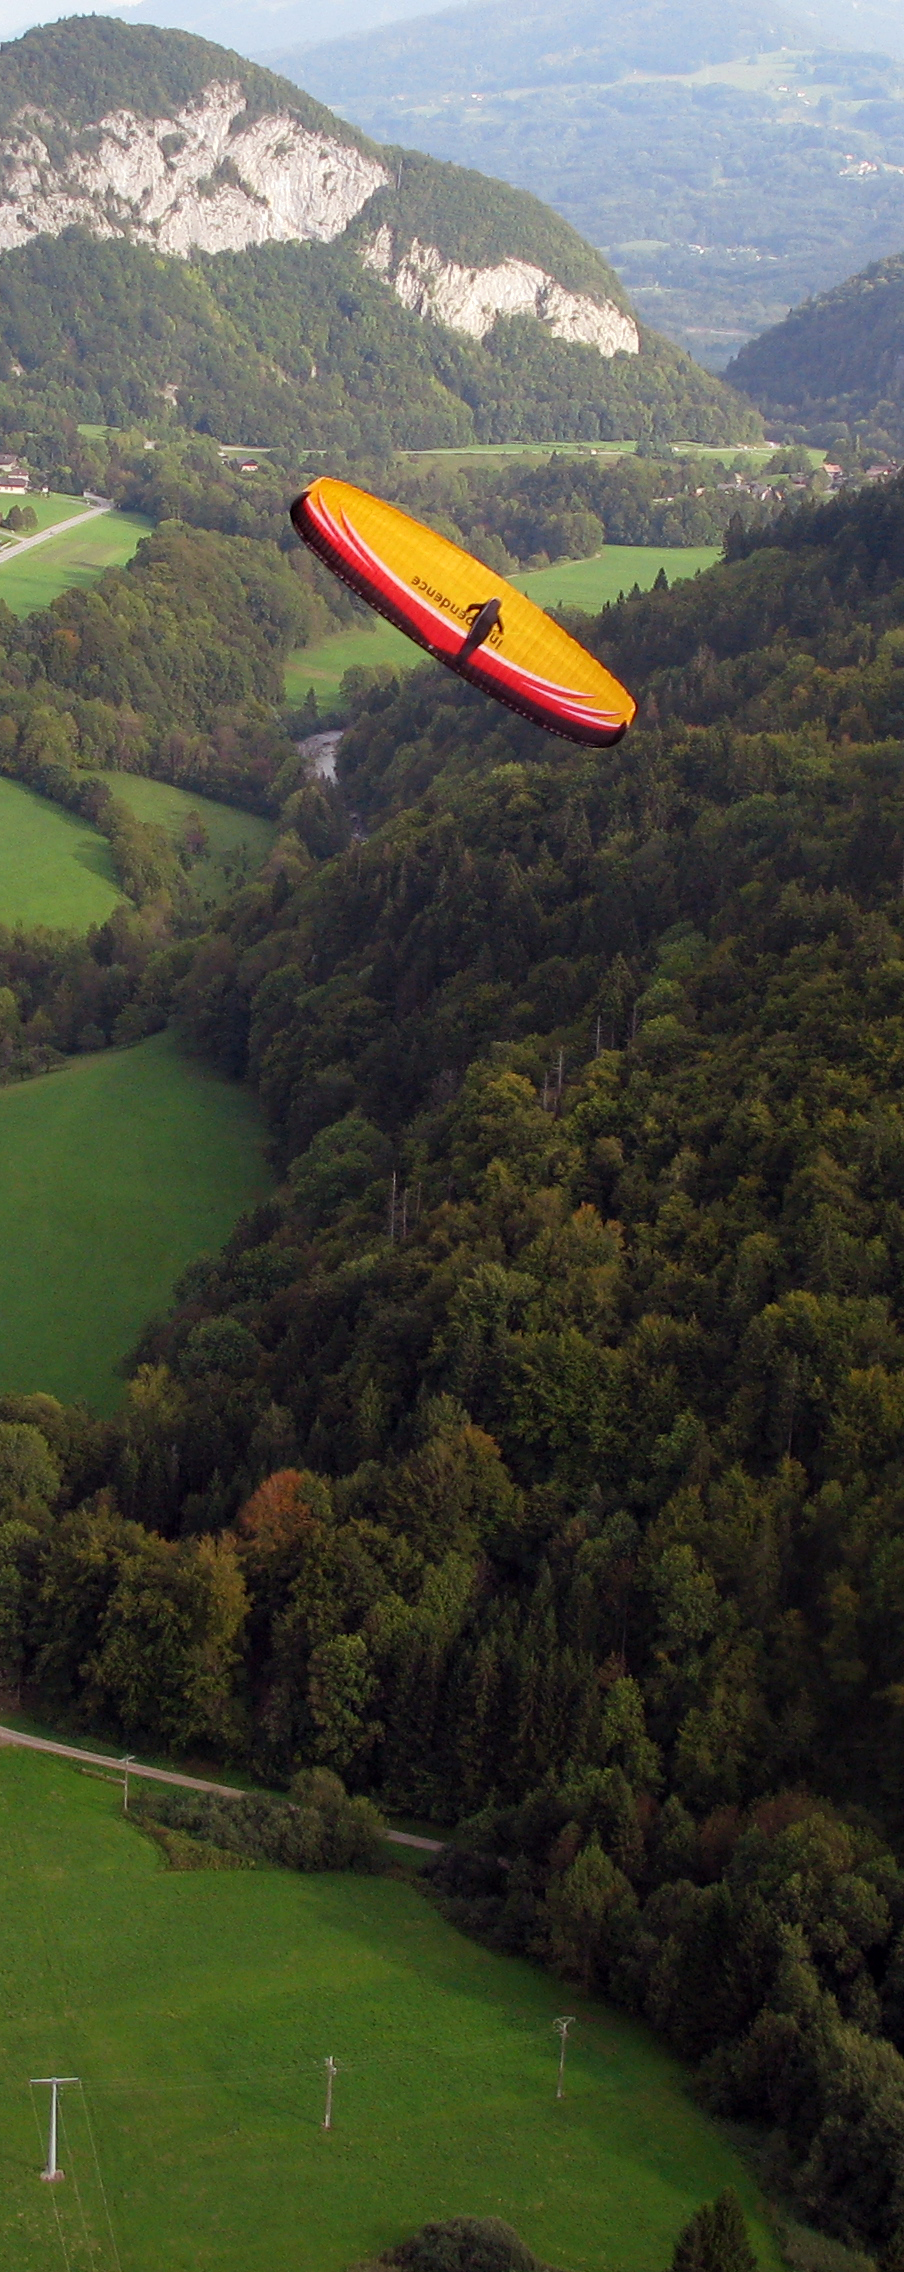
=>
[274,0,904,367]
[0,18,760,449]
[727,251,904,451]
[271,0,811,102]
[88,0,903,63]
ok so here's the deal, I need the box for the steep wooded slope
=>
[5,468,904,2252]
[0,16,758,446]
[729,250,904,453]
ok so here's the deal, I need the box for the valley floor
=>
[0,1744,781,2272]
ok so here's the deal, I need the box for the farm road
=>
[0,500,111,564]
[0,1723,444,1850]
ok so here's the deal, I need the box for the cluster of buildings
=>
[0,453,29,493]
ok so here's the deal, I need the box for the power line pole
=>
[553,2018,574,2101]
[322,2055,337,2131]
[31,2077,78,2181]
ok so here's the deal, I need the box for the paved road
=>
[0,500,111,565]
[0,1723,444,1851]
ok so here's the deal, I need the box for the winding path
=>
[0,1722,443,1850]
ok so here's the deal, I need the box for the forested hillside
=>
[4,472,904,2245]
[0,18,759,449]
[0,228,757,454]
[729,251,904,456]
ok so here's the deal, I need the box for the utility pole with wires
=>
[553,2017,574,2101]
[31,2077,78,2181]
[322,2055,338,2131]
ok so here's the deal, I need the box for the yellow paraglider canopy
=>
[291,476,636,748]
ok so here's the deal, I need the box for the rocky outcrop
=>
[0,81,387,256]
[0,76,639,359]
[360,225,639,356]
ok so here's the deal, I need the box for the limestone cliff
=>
[0,51,637,359]
[361,224,639,355]
[0,82,387,257]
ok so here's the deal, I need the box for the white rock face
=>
[361,228,639,356]
[0,83,639,361]
[0,81,388,256]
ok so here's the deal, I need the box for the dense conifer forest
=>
[729,253,904,459]
[3,471,904,2245]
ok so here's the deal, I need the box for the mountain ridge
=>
[0,16,761,449]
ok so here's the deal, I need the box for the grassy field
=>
[0,1745,782,2272]
[513,546,719,612]
[285,618,416,711]
[0,776,122,930]
[90,773,277,905]
[0,509,150,615]
[0,490,98,543]
[0,770,276,933]
[0,1029,270,1411]
[285,544,720,713]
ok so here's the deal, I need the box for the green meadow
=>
[0,772,276,936]
[0,490,97,541]
[0,1029,270,1410]
[0,1745,781,2272]
[89,772,277,905]
[285,617,416,711]
[0,508,150,615]
[0,775,122,929]
[285,545,720,712]
[512,546,719,611]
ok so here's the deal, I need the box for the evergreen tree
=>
[671,2192,757,2272]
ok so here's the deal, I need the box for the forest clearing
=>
[0,775,121,929]
[0,1030,270,1409]
[0,1744,780,2272]
[86,772,277,907]
[0,772,276,928]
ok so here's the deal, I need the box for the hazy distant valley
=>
[281,0,904,365]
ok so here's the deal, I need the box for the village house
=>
[0,454,29,493]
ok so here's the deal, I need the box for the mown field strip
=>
[0,1029,271,1411]
[0,488,98,538]
[0,508,151,615]
[0,774,122,929]
[0,1745,782,2272]
[285,544,720,712]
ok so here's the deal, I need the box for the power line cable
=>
[78,2083,124,2272]
[59,2095,101,2272]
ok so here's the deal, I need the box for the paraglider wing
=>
[290,476,635,748]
